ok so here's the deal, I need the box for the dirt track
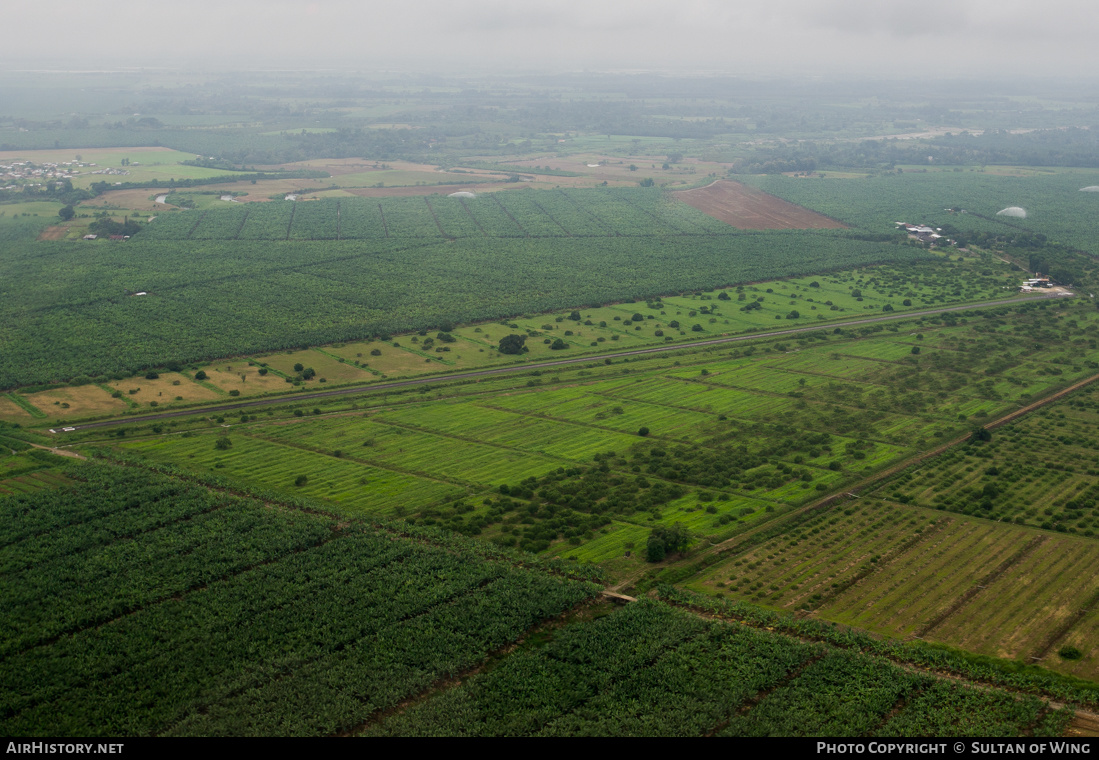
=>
[674,180,847,230]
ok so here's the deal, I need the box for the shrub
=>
[294,474,308,486]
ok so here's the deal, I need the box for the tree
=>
[293,363,304,372]
[646,523,689,562]
[638,427,650,436]
[639,178,655,187]
[214,436,232,450]
[58,205,75,221]
[567,310,581,321]
[498,334,528,355]
[550,338,568,350]
[194,370,207,380]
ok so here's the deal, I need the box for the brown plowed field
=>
[674,180,847,230]
[37,226,68,240]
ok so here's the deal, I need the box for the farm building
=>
[895,221,942,242]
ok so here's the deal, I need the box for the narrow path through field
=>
[30,443,85,460]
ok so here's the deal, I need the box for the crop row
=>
[141,190,777,243]
[370,599,1068,737]
[0,464,598,736]
[690,501,938,609]
[1,489,332,657]
[122,434,466,516]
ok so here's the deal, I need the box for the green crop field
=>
[368,599,1071,737]
[0,463,599,736]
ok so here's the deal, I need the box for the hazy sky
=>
[7,0,1098,78]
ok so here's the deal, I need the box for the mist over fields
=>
[2,0,1097,78]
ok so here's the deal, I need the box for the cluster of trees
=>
[87,213,142,237]
[498,334,528,355]
[645,523,689,562]
[481,454,691,554]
